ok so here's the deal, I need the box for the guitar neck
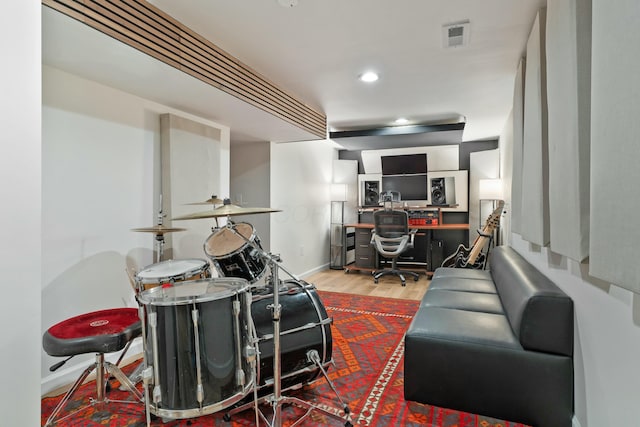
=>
[467,235,488,264]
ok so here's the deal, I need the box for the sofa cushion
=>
[431,268,492,281]
[407,306,520,350]
[421,289,504,314]
[490,246,574,357]
[428,275,497,294]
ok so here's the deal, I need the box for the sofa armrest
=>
[490,246,574,356]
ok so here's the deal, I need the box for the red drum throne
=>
[42,307,144,426]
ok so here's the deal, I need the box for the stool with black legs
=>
[42,308,144,426]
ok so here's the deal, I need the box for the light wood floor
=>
[306,267,430,301]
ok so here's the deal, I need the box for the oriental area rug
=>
[42,291,528,427]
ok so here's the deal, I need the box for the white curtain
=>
[589,0,640,292]
[520,9,550,247]
[546,0,591,262]
[511,58,525,234]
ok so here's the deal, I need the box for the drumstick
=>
[125,267,138,292]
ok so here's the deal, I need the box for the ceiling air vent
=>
[442,21,470,48]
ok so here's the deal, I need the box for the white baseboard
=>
[299,263,330,280]
[41,339,144,396]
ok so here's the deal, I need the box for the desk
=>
[343,223,469,276]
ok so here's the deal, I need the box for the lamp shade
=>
[331,183,348,202]
[478,178,503,200]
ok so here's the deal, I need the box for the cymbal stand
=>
[222,222,352,427]
[154,206,166,264]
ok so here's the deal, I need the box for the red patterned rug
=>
[42,291,529,427]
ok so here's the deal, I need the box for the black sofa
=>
[404,246,574,427]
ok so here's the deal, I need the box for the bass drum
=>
[250,279,333,392]
[137,278,254,419]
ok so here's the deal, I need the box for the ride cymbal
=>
[172,203,281,220]
[131,225,187,234]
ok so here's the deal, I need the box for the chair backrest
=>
[373,209,409,239]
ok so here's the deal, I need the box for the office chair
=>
[370,203,420,286]
[42,308,144,426]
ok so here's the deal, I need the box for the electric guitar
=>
[441,200,505,269]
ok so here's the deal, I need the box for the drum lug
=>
[236,368,246,387]
[191,307,205,404]
[148,311,162,404]
[197,384,204,405]
[244,345,257,362]
[142,366,154,383]
[233,300,241,316]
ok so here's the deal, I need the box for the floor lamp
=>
[330,183,348,270]
[478,178,503,246]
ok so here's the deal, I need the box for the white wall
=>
[230,141,271,250]
[510,234,640,427]
[499,110,514,246]
[41,66,229,394]
[0,1,41,424]
[270,140,338,277]
[469,149,500,246]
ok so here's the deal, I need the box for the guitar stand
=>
[222,221,352,427]
[478,230,494,270]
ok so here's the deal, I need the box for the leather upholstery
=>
[404,246,574,427]
[427,276,497,294]
[420,289,504,314]
[490,247,574,356]
[431,268,492,281]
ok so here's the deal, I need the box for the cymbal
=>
[184,196,225,206]
[131,225,187,234]
[172,203,281,220]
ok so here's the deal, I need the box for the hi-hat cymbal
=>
[131,225,187,234]
[184,196,225,206]
[172,203,281,220]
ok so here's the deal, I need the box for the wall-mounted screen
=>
[382,175,428,200]
[381,153,427,175]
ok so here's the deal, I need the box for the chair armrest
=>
[409,229,417,248]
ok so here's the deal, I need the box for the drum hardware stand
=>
[153,206,167,264]
[222,222,352,427]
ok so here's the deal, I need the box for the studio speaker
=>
[430,177,456,206]
[363,181,379,207]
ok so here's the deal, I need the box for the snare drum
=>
[135,259,210,292]
[251,279,333,392]
[204,223,267,284]
[137,278,255,419]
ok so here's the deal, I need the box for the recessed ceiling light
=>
[394,118,409,125]
[359,71,379,83]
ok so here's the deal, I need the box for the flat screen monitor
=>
[381,153,427,176]
[382,175,428,200]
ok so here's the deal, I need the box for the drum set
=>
[130,198,352,427]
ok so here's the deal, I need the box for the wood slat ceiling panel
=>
[43,0,327,138]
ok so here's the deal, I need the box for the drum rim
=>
[137,278,250,305]
[137,258,209,276]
